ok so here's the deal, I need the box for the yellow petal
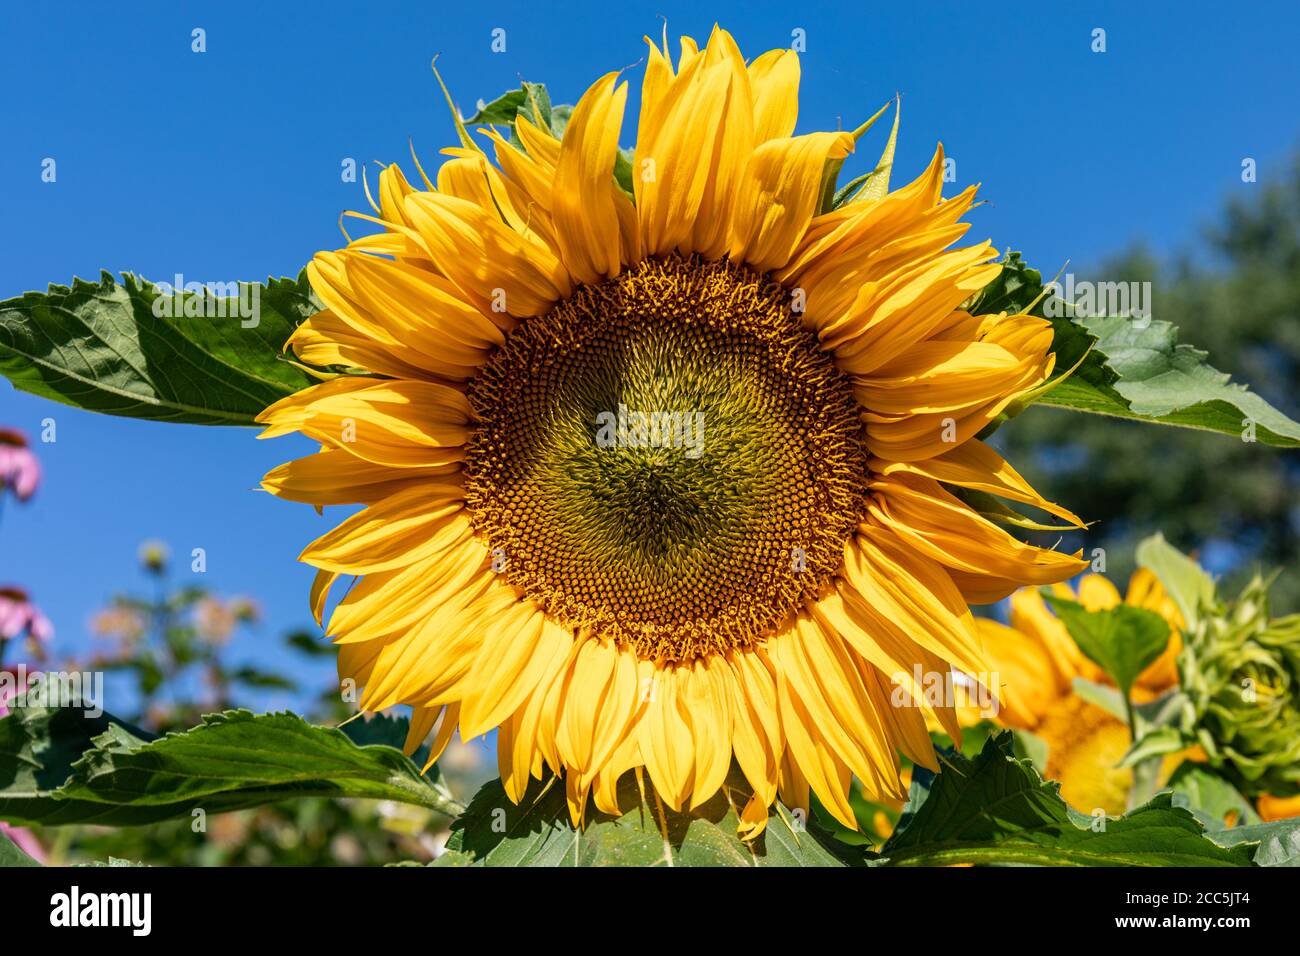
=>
[747,49,799,142]
[552,73,634,284]
[729,131,854,273]
[403,191,570,315]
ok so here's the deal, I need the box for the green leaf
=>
[1167,763,1261,831]
[0,827,40,867]
[1121,726,1190,768]
[1052,313,1300,446]
[1070,677,1128,721]
[1133,688,1194,731]
[1012,729,1049,774]
[467,82,565,143]
[467,87,532,126]
[1205,818,1300,866]
[876,733,1254,866]
[613,147,636,197]
[0,705,155,826]
[0,707,461,826]
[285,630,336,658]
[426,848,477,867]
[1136,532,1217,629]
[228,666,297,691]
[971,253,1300,446]
[1044,596,1171,699]
[444,772,848,866]
[0,272,319,425]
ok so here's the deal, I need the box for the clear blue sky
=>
[3,0,1299,706]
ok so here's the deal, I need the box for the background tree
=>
[999,153,1300,611]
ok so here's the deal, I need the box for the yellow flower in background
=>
[1258,793,1300,822]
[257,26,1086,836]
[975,570,1183,814]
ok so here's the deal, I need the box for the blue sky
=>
[3,0,1299,707]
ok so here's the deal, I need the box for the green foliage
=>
[0,272,319,425]
[0,707,461,827]
[997,159,1300,612]
[1121,558,1300,803]
[1136,532,1217,629]
[444,772,848,866]
[1167,763,1261,831]
[818,98,895,213]
[0,705,149,826]
[1178,577,1300,797]
[1204,818,1300,867]
[1045,312,1300,446]
[0,827,40,867]
[83,552,274,732]
[1043,596,1172,700]
[0,273,322,426]
[875,734,1255,866]
[971,251,1300,446]
[468,81,568,142]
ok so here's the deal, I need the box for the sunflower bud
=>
[1178,576,1300,798]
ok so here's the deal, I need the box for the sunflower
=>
[974,571,1182,814]
[257,26,1087,837]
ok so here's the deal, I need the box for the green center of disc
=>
[464,256,868,662]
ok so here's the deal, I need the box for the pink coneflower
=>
[0,587,53,648]
[0,822,45,864]
[0,665,25,717]
[0,429,41,502]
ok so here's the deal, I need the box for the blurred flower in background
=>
[90,603,148,657]
[0,586,53,659]
[137,539,170,575]
[971,570,1183,815]
[0,428,48,864]
[194,595,261,645]
[0,428,40,503]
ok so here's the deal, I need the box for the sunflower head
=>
[257,26,1085,836]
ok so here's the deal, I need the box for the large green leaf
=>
[0,272,318,425]
[442,772,848,866]
[875,734,1254,866]
[0,707,460,826]
[973,253,1300,446]
[1056,313,1300,446]
[0,706,151,826]
[1044,596,1171,700]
